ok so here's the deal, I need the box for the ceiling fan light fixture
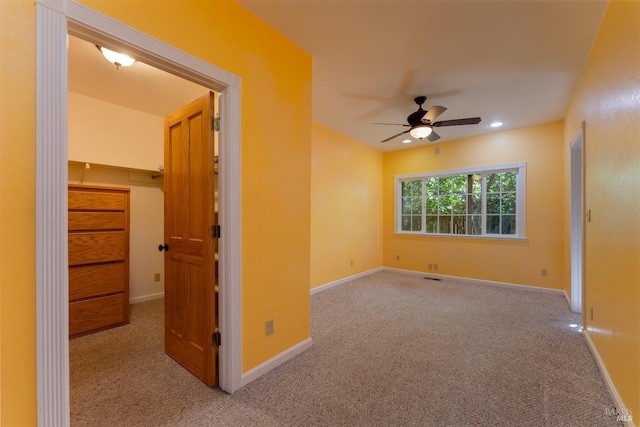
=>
[409,124,433,140]
[97,45,135,69]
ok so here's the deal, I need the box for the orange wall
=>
[383,122,566,290]
[310,122,383,288]
[564,0,640,414]
[0,0,311,422]
[0,0,37,424]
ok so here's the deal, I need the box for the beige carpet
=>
[70,271,620,426]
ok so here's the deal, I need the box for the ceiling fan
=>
[376,96,481,143]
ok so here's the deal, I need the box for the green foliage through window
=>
[396,165,524,237]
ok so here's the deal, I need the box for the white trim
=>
[383,267,567,296]
[36,1,243,424]
[310,268,384,295]
[395,162,527,238]
[129,292,164,304]
[395,162,526,181]
[240,338,313,388]
[570,122,585,314]
[582,330,635,427]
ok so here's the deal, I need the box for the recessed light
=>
[402,139,411,144]
[490,121,504,128]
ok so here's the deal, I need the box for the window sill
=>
[394,232,528,242]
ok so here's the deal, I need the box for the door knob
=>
[158,243,169,252]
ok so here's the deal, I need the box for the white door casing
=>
[35,1,242,425]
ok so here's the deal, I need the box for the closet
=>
[68,184,130,338]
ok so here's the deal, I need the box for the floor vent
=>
[423,277,442,281]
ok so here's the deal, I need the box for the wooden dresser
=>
[68,184,130,338]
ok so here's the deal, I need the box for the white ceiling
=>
[69,1,608,152]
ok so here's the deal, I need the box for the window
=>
[396,163,526,238]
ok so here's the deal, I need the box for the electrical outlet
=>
[428,263,433,270]
[350,259,354,266]
[266,319,274,336]
[433,264,439,271]
[154,273,161,282]
[590,306,593,321]
[396,254,400,261]
[541,268,548,277]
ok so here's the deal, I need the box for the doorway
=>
[570,122,585,314]
[36,1,242,423]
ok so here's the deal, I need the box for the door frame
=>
[35,0,242,423]
[569,122,585,315]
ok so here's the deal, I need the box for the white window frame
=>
[394,162,527,239]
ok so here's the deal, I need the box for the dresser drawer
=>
[69,262,126,301]
[68,231,126,266]
[69,294,126,337]
[68,211,125,231]
[69,189,127,211]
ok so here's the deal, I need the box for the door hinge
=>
[211,224,221,238]
[211,117,220,131]
[212,330,221,347]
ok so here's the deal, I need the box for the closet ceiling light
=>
[97,45,135,70]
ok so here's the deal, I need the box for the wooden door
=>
[163,92,218,386]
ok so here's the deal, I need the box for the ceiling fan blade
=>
[381,130,410,143]
[424,106,447,123]
[427,130,441,142]
[373,122,410,127]
[432,117,481,127]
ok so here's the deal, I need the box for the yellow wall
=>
[310,122,383,288]
[0,0,311,422]
[383,122,566,289]
[564,0,640,414]
[0,0,37,424]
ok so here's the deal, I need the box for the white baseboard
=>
[582,330,635,427]
[383,267,566,296]
[310,267,384,295]
[241,338,313,388]
[129,292,164,304]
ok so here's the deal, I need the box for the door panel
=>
[164,92,217,386]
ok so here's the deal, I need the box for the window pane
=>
[452,216,466,234]
[438,176,453,193]
[401,216,411,231]
[502,193,516,214]
[452,195,466,214]
[411,216,422,231]
[425,216,437,233]
[425,197,437,214]
[438,196,452,214]
[472,178,482,195]
[425,177,438,196]
[470,215,482,235]
[502,172,517,191]
[402,180,421,196]
[402,197,411,214]
[438,216,451,234]
[487,174,501,192]
[486,194,501,214]
[470,195,482,214]
[452,175,467,193]
[411,198,422,214]
[487,215,500,234]
[502,215,516,234]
